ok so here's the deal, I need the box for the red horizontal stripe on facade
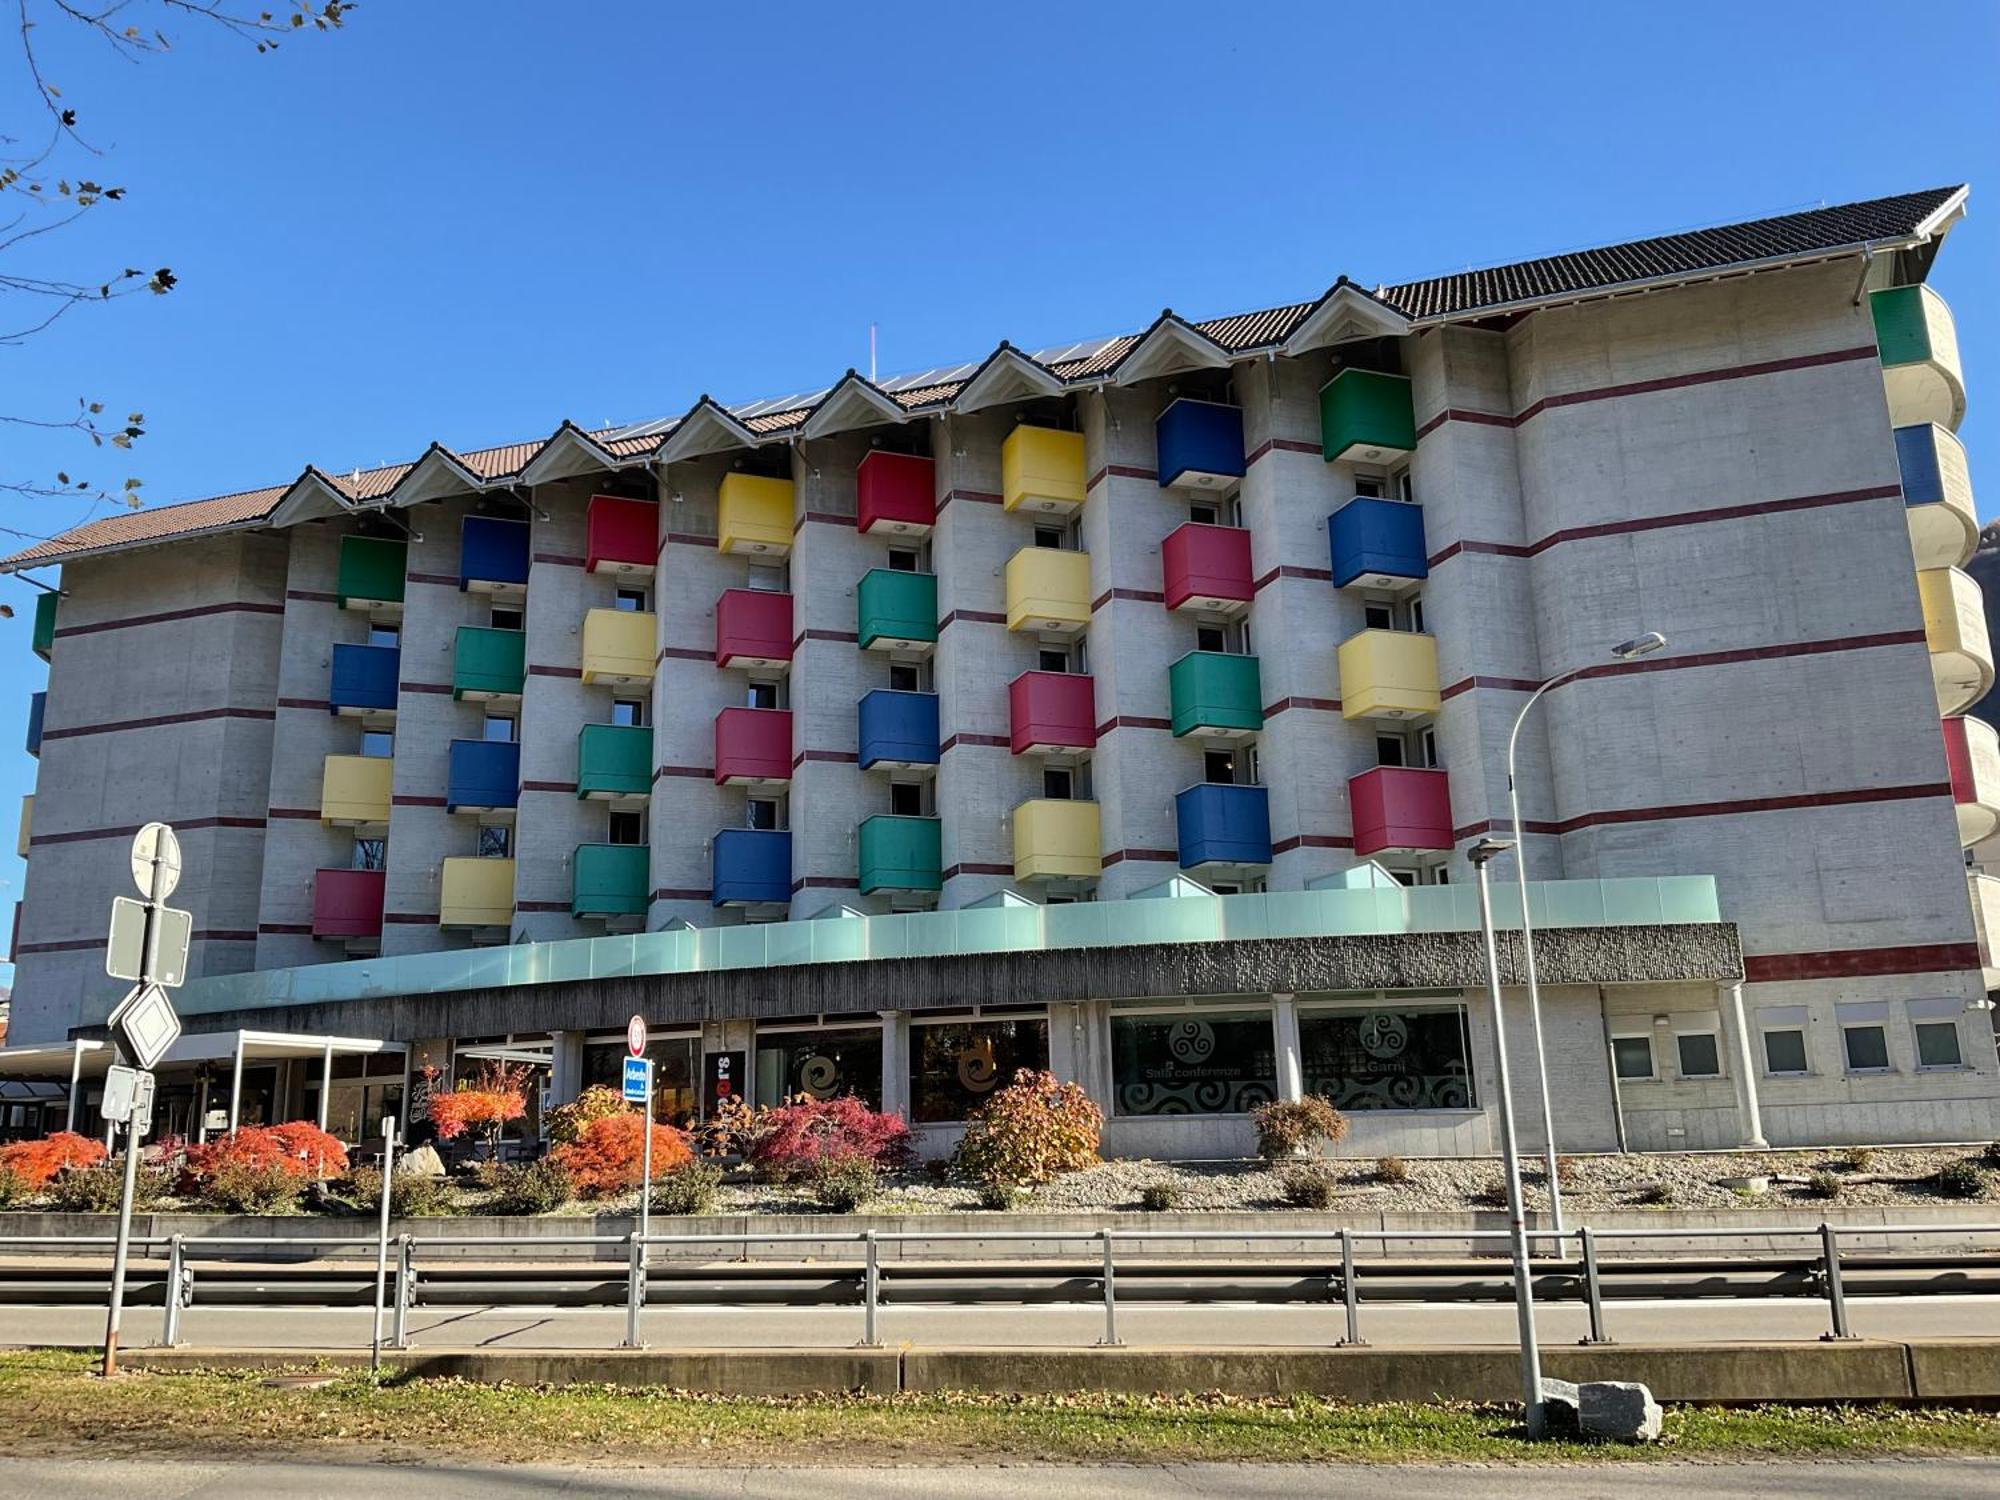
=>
[1090,588,1165,612]
[651,888,710,902]
[267,807,321,820]
[1101,848,1179,867]
[527,664,583,678]
[795,511,849,530]
[942,862,1014,879]
[659,646,711,663]
[1454,781,1952,842]
[404,571,459,587]
[794,876,860,891]
[53,600,285,638]
[1095,716,1172,735]
[663,532,717,549]
[1439,630,1930,703]
[29,815,266,847]
[392,794,448,807]
[19,929,256,953]
[1252,565,1334,592]
[532,552,586,567]
[383,912,440,924]
[513,900,569,913]
[1244,437,1322,466]
[520,780,578,794]
[278,697,332,711]
[1743,943,1982,983]
[1087,464,1158,489]
[1440,675,1541,700]
[937,489,1003,511]
[940,610,1005,628]
[1271,833,1355,854]
[797,629,861,645]
[41,706,276,741]
[941,734,1009,753]
[286,588,340,604]
[257,922,314,936]
[654,765,712,781]
[793,749,859,767]
[400,682,453,695]
[1264,696,1342,716]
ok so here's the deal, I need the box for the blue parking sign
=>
[622,1055,652,1104]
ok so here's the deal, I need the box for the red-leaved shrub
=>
[183,1122,349,1187]
[551,1112,692,1198]
[423,1061,531,1151]
[744,1094,913,1184]
[0,1131,108,1190]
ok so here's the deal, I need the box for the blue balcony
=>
[329,643,400,716]
[712,828,792,907]
[1155,399,1246,493]
[446,738,520,814]
[858,689,940,772]
[1329,497,1428,590]
[25,692,43,758]
[1174,783,1272,870]
[460,514,531,593]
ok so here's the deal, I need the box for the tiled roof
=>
[3,185,1963,572]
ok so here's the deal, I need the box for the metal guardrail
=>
[3,1220,1998,1353]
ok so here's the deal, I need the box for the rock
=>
[1538,1377,1580,1435]
[1579,1379,1663,1443]
[1719,1175,1769,1194]
[399,1145,446,1180]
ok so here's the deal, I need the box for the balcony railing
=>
[459,515,530,595]
[582,608,657,687]
[1001,425,1087,514]
[312,867,385,943]
[1174,783,1271,869]
[858,814,942,896]
[856,451,936,536]
[717,472,796,556]
[1319,368,1416,464]
[1337,628,1440,721]
[1013,798,1101,882]
[1168,650,1263,739]
[1348,765,1453,857]
[452,626,525,702]
[857,569,938,653]
[1329,496,1428,590]
[572,842,650,920]
[715,587,793,670]
[336,535,407,615]
[330,643,399,717]
[1155,398,1245,493]
[1917,566,1994,716]
[1895,423,1978,572]
[1944,715,2000,848]
[577,723,652,802]
[446,738,521,815]
[1009,671,1096,755]
[858,689,939,772]
[712,828,792,907]
[586,495,658,576]
[1872,284,1964,431]
[1161,523,1253,614]
[439,857,514,929]
[1004,548,1091,635]
[714,707,793,786]
[319,754,392,828]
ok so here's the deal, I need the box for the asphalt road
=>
[1,1457,1996,1498]
[4,1292,1994,1350]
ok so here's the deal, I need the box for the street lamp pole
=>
[1505,630,1666,1241]
[1469,835,1544,1438]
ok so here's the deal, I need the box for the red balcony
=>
[1162,522,1254,614]
[856,451,936,537]
[714,706,793,786]
[715,587,794,671]
[1348,766,1453,857]
[586,495,659,576]
[1009,671,1098,755]
[312,867,386,941]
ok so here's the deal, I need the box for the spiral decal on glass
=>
[798,1054,840,1099]
[957,1039,999,1094]
[1359,1012,1409,1059]
[1168,1021,1216,1065]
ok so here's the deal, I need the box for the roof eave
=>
[653,398,762,464]
[1280,280,1413,355]
[1107,312,1232,386]
[515,423,622,486]
[798,372,908,439]
[951,344,1066,413]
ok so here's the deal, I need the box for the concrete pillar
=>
[880,1011,911,1119]
[227,1035,246,1133]
[1720,981,1769,1149]
[1048,1001,1085,1086]
[549,1029,586,1108]
[1272,993,1304,1102]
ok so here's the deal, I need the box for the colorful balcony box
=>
[712,828,792,907]
[336,535,407,614]
[319,754,392,827]
[1944,715,2000,847]
[446,737,521,814]
[1337,628,1440,721]
[440,856,515,928]
[859,813,942,896]
[1895,424,1977,572]
[1348,765,1453,857]
[856,451,936,537]
[29,591,57,662]
[452,625,526,702]
[857,568,938,653]
[1918,566,1994,716]
[858,689,939,771]
[1162,522,1253,614]
[1872,284,1964,431]
[16,796,29,861]
[1004,548,1091,636]
[572,842,650,920]
[1320,368,1417,464]
[330,643,400,716]
[459,514,530,595]
[586,494,659,577]
[25,691,43,758]
[1013,798,1101,882]
[1009,670,1096,755]
[1001,425,1087,514]
[714,706,793,786]
[312,867,386,942]
[1155,399,1246,492]
[718,472,796,556]
[1329,497,1428,590]
[1174,783,1272,869]
[581,607,656,687]
[577,723,652,802]
[1168,650,1263,739]
[715,587,793,671]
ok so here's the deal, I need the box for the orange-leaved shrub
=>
[183,1122,350,1187]
[743,1095,914,1183]
[951,1069,1102,1187]
[551,1111,692,1197]
[1250,1096,1349,1163]
[546,1084,629,1146]
[423,1061,532,1151]
[0,1131,110,1190]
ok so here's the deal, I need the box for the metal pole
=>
[638,1069,653,1265]
[227,1035,245,1134]
[1579,1226,1611,1345]
[393,1235,412,1349]
[861,1229,881,1347]
[1820,1222,1854,1340]
[98,1113,143,1377]
[160,1233,187,1347]
[1096,1228,1122,1347]
[622,1231,645,1349]
[66,1040,83,1134]
[1507,683,1568,1240]
[1473,846,1546,1438]
[1338,1227,1365,1347]
[317,1044,334,1134]
[370,1114,397,1374]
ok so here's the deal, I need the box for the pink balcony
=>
[586,495,658,576]
[1162,521,1254,614]
[714,707,793,786]
[715,587,793,671]
[856,451,936,537]
[1009,671,1098,755]
[312,867,386,941]
[1348,766,1453,857]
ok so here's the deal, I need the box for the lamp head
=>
[1612,631,1667,661]
[1466,836,1515,868]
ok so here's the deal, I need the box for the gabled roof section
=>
[951,342,1066,413]
[1281,278,1412,355]
[516,422,623,487]
[654,396,762,463]
[266,465,365,527]
[0,484,287,569]
[1108,311,1231,386]
[799,370,908,439]
[385,443,486,507]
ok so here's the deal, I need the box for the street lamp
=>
[1506,630,1666,1238]
[1469,834,1545,1439]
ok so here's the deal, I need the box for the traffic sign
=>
[106,897,191,986]
[622,1055,652,1104]
[108,983,181,1071]
[627,1014,648,1057]
[130,822,182,900]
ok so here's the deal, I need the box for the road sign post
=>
[623,1031,654,1266]
[372,1114,399,1374]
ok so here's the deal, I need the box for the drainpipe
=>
[1851,243,1877,307]
[1721,979,1769,1149]
[1598,990,1629,1154]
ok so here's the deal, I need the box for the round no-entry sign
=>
[627,1015,648,1057]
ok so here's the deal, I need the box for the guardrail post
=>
[1578,1226,1613,1345]
[860,1229,881,1348]
[621,1231,646,1349]
[1819,1222,1855,1340]
[1096,1228,1123,1348]
[1337,1228,1365,1347]
[159,1234,186,1347]
[392,1236,413,1349]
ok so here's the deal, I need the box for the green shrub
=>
[1376,1155,1410,1186]
[0,1165,27,1208]
[205,1161,304,1214]
[651,1160,724,1218]
[951,1070,1102,1187]
[976,1182,1024,1212]
[390,1170,457,1218]
[1806,1170,1843,1201]
[1277,1164,1339,1210]
[1634,1181,1674,1207]
[1139,1182,1180,1212]
[485,1157,573,1215]
[807,1156,880,1213]
[1933,1160,1986,1200]
[46,1162,170,1215]
[1983,1141,2000,1168]
[1845,1147,1876,1173]
[1251,1096,1349,1163]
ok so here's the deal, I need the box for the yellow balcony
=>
[439,856,515,929]
[717,472,795,556]
[581,607,656,688]
[15,795,29,860]
[1004,547,1092,637]
[1002,425,1087,515]
[1013,798,1101,883]
[1970,871,2000,988]
[1337,628,1440,721]
[1918,566,1994,715]
[319,754,392,828]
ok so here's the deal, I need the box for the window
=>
[351,837,386,871]
[366,623,400,649]
[1354,477,1384,498]
[607,809,645,846]
[584,1035,698,1125]
[1376,735,1406,769]
[1408,596,1425,634]
[483,714,516,743]
[746,563,786,592]
[1418,727,1439,769]
[1299,1006,1474,1110]
[754,1026,883,1109]
[611,698,647,728]
[1042,767,1073,800]
[1038,647,1071,674]
[1395,468,1415,504]
[910,1018,1050,1123]
[360,730,394,758]
[490,604,523,632]
[1612,1035,1655,1081]
[1914,1020,1963,1069]
[1675,1033,1722,1079]
[746,680,779,710]
[887,546,923,573]
[890,781,925,817]
[746,797,780,831]
[1196,625,1226,654]
[614,586,649,612]
[889,662,922,693]
[1842,1024,1891,1073]
[1763,1028,1809,1076]
[1032,525,1065,550]
[1364,602,1395,632]
[478,825,512,859]
[1189,501,1219,526]
[1110,1010,1278,1116]
[1204,750,1237,785]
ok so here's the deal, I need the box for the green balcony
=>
[30,592,58,662]
[336,535,408,613]
[572,842,650,920]
[1169,650,1263,739]
[858,813,942,896]
[577,723,652,801]
[857,568,938,653]
[1320,368,1417,464]
[453,625,525,702]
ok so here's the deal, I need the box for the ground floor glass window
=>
[1110,1011,1277,1116]
[583,1036,699,1125]
[910,1019,1049,1123]
[755,1027,883,1109]
[1298,1006,1475,1111]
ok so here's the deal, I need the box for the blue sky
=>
[0,0,1994,979]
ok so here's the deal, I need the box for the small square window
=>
[367,624,400,649]
[1189,502,1219,526]
[1375,735,1406,769]
[483,715,516,743]
[478,825,511,859]
[1914,1020,1963,1069]
[1354,477,1384,499]
[1196,625,1226,654]
[746,798,779,831]
[360,730,394,758]
[351,838,385,872]
[607,810,645,847]
[887,548,919,572]
[889,663,921,693]
[890,782,924,817]
[1842,1024,1891,1072]
[1204,750,1236,785]
[611,698,646,728]
[746,681,779,710]
[490,605,523,632]
[1038,648,1070,674]
[1675,1032,1721,1079]
[1612,1035,1654,1081]
[1043,767,1073,800]
[615,586,649,611]
[1364,603,1395,632]
[746,564,786,592]
[1032,526,1064,550]
[1762,1028,1809,1076]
